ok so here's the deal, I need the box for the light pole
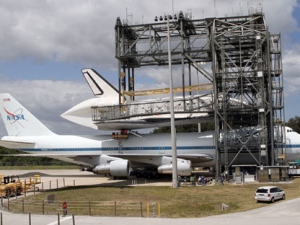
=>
[196,62,205,133]
[155,15,178,188]
[196,66,201,133]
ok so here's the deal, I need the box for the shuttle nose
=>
[60,99,98,130]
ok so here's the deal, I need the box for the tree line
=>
[286,116,300,133]
[0,147,71,166]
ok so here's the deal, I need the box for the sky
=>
[0,0,299,137]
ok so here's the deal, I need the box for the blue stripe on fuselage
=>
[17,145,215,152]
[17,144,299,153]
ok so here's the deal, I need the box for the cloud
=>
[0,0,296,66]
[283,46,300,96]
[263,0,297,33]
[0,0,298,133]
[0,75,95,135]
[0,1,118,67]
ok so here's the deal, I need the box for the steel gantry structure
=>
[210,13,284,176]
[114,10,285,175]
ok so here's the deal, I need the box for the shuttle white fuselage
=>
[61,68,214,130]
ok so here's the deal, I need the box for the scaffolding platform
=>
[114,8,284,172]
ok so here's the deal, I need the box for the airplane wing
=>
[0,140,35,149]
[177,154,214,164]
[1,153,214,163]
[109,153,214,166]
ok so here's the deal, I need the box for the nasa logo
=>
[6,114,25,121]
[4,108,26,122]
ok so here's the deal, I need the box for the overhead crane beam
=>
[122,84,213,101]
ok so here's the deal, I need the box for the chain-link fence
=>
[2,198,160,218]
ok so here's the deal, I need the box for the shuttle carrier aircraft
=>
[0,93,300,177]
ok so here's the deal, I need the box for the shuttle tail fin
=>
[82,68,119,98]
[0,93,56,136]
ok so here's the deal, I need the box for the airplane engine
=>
[157,160,191,176]
[93,159,131,177]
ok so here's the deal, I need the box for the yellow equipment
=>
[0,174,41,197]
[23,175,41,192]
[0,175,23,197]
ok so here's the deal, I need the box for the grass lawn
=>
[6,177,300,218]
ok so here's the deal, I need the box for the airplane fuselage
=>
[2,129,300,169]
[1,132,215,167]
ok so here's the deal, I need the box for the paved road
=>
[0,169,171,189]
[0,170,299,224]
[1,198,300,225]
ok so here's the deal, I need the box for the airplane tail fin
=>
[0,93,56,136]
[82,68,120,98]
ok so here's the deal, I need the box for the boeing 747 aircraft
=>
[0,93,300,177]
[0,93,215,177]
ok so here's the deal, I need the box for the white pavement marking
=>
[47,216,72,225]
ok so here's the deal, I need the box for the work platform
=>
[91,91,253,130]
[92,94,213,121]
[91,93,214,130]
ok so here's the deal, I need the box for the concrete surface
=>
[1,198,300,225]
[0,169,299,225]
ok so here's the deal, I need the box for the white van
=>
[255,186,285,203]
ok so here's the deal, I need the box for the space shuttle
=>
[61,69,214,131]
